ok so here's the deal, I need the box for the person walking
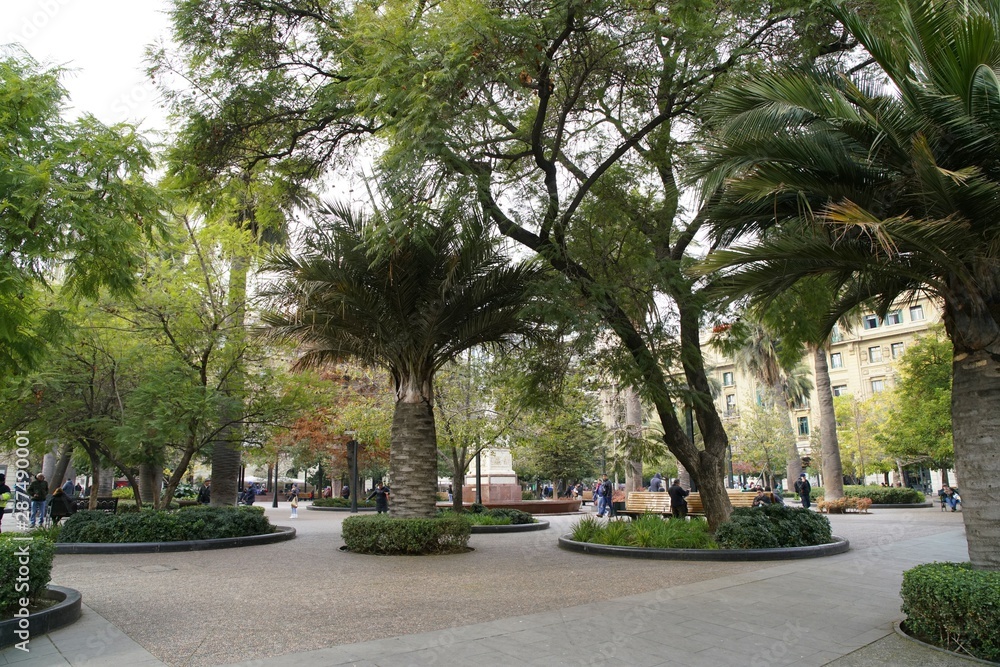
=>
[794,473,812,510]
[340,484,350,499]
[596,474,613,518]
[667,478,689,519]
[0,474,11,534]
[648,472,665,492]
[367,482,390,514]
[290,494,299,518]
[27,473,49,528]
[197,479,212,504]
[61,477,75,498]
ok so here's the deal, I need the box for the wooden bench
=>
[623,490,758,517]
[71,497,119,514]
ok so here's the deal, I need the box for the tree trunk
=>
[624,387,644,492]
[86,450,101,510]
[813,345,844,500]
[451,445,467,512]
[98,464,115,495]
[139,462,162,506]
[951,348,1000,570]
[390,394,439,518]
[49,441,74,495]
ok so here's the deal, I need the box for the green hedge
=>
[342,515,471,555]
[901,562,1000,662]
[57,506,275,543]
[0,535,55,614]
[438,507,536,525]
[570,515,717,549]
[312,497,376,508]
[803,485,926,504]
[715,505,833,549]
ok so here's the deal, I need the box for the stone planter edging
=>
[558,534,850,561]
[53,525,295,554]
[0,585,82,649]
[470,521,550,534]
[894,621,997,665]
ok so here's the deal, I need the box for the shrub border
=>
[868,502,934,509]
[471,520,549,534]
[557,534,850,560]
[53,525,295,554]
[894,621,997,665]
[0,586,82,649]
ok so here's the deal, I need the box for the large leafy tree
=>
[699,0,1000,568]
[262,202,545,517]
[0,53,162,376]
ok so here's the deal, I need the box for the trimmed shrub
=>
[567,515,717,549]
[342,515,471,555]
[813,486,925,504]
[57,506,274,543]
[817,497,872,514]
[0,534,55,614]
[901,562,1000,662]
[715,505,833,549]
[438,508,536,526]
[312,497,376,508]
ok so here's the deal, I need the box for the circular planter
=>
[895,621,997,665]
[54,525,295,554]
[470,520,550,534]
[0,585,82,649]
[307,505,377,512]
[868,502,934,509]
[558,534,850,561]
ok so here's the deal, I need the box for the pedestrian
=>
[27,473,49,528]
[0,474,11,534]
[62,477,75,498]
[447,484,453,502]
[648,472,664,492]
[340,484,350,499]
[596,474,613,518]
[242,484,256,505]
[290,494,298,518]
[367,481,390,514]
[939,484,961,511]
[197,479,212,504]
[794,473,812,510]
[287,484,299,502]
[667,478,689,519]
[48,487,76,525]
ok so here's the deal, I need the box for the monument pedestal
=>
[465,448,521,503]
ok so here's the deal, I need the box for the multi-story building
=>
[704,295,943,461]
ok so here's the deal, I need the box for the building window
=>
[869,346,883,363]
[793,397,810,410]
[863,314,880,330]
[833,385,849,396]
[797,416,810,436]
[871,378,885,393]
[722,371,734,387]
[830,352,843,369]
[725,394,737,416]
[830,324,843,343]
[891,342,905,359]
[910,305,925,321]
[886,310,903,325]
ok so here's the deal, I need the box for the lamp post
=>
[271,455,279,509]
[474,449,482,504]
[346,432,359,513]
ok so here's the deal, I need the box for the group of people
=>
[0,472,81,530]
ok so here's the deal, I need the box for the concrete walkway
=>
[0,505,979,666]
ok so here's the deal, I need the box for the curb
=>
[557,534,850,561]
[869,503,934,509]
[0,586,82,649]
[53,525,296,554]
[306,505,377,512]
[894,621,997,664]
[471,521,550,534]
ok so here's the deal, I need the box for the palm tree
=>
[699,0,1000,569]
[262,203,544,518]
[712,321,812,491]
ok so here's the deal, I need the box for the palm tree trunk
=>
[951,348,1000,570]
[390,389,439,518]
[624,387,643,492]
[813,345,844,500]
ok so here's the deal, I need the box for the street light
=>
[346,432,359,513]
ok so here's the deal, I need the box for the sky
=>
[4,0,174,133]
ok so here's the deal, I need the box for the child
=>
[290,495,298,519]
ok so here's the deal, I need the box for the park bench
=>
[622,490,758,517]
[71,497,119,514]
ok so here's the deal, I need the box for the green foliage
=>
[901,562,1000,662]
[57,506,274,543]
[311,497,376,508]
[342,515,471,555]
[715,505,833,549]
[842,486,924,504]
[439,508,535,525]
[568,515,718,549]
[0,534,55,614]
[111,487,135,499]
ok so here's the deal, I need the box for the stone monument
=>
[463,447,522,503]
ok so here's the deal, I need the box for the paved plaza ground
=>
[0,503,979,666]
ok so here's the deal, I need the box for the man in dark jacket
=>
[667,479,689,519]
[197,479,211,504]
[648,473,665,492]
[367,482,390,514]
[794,474,812,510]
[27,473,49,527]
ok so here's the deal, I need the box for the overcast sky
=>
[5,0,174,133]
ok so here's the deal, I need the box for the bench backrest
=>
[686,491,758,514]
[625,491,671,512]
[72,497,119,513]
